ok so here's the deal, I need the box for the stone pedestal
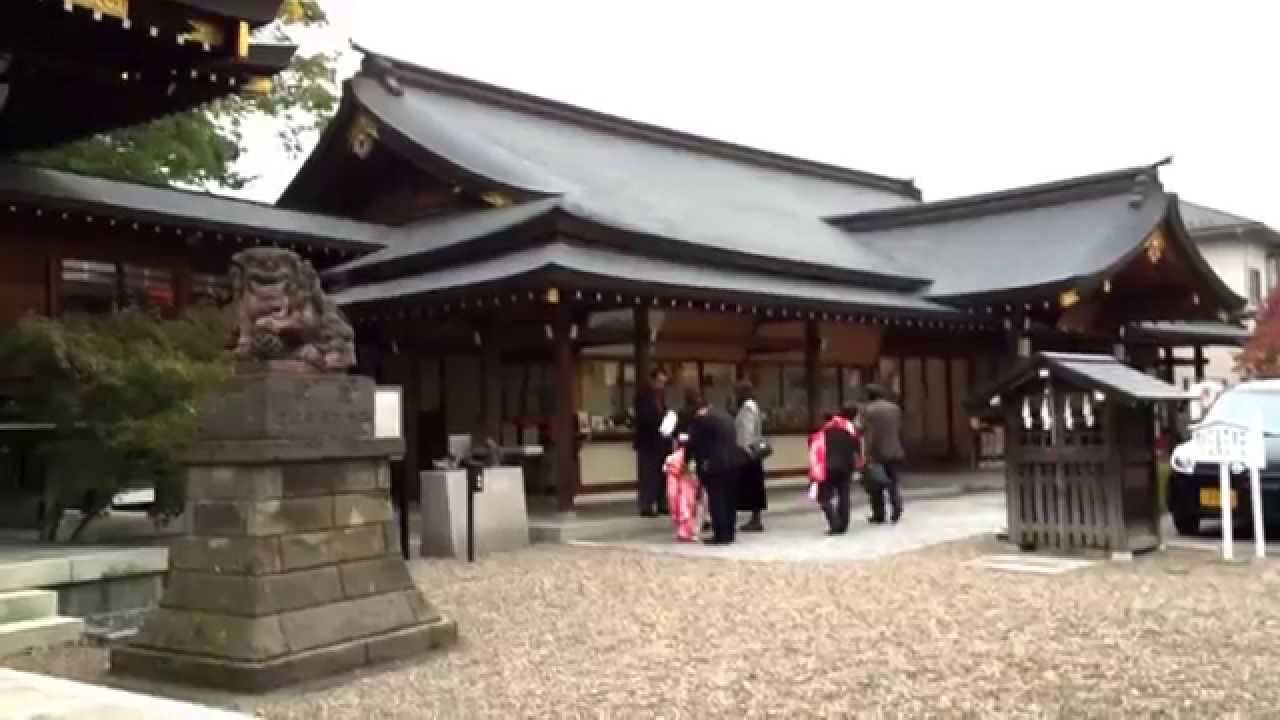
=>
[110,374,457,693]
[419,467,529,560]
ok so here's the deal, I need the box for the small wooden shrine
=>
[983,352,1191,557]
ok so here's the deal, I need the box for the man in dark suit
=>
[862,384,905,523]
[633,367,670,517]
[685,389,748,544]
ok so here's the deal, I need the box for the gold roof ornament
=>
[70,0,128,19]
[244,76,274,96]
[238,21,251,59]
[481,191,512,208]
[348,113,379,160]
[181,20,225,48]
[1059,289,1080,308]
[545,287,560,305]
[1144,228,1166,264]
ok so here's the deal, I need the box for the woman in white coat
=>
[734,380,768,532]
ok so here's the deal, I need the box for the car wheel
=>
[1172,506,1201,536]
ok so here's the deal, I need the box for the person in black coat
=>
[633,368,671,517]
[684,389,748,545]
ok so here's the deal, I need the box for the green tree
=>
[0,308,230,541]
[16,0,338,190]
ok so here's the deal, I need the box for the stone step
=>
[0,590,58,624]
[0,616,84,657]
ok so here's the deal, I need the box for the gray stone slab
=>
[279,531,334,571]
[334,493,393,527]
[571,493,1008,564]
[0,668,250,719]
[170,536,281,576]
[333,525,385,562]
[132,607,287,661]
[69,548,167,583]
[265,566,344,613]
[278,592,415,653]
[188,466,282,501]
[0,558,73,592]
[338,557,413,599]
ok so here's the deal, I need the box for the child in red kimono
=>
[663,434,702,542]
[808,408,862,534]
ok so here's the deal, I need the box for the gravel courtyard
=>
[6,511,1280,718]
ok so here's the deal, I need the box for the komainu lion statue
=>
[229,248,356,373]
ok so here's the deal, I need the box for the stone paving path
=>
[571,491,1007,563]
[0,668,249,719]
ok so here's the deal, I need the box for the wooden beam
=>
[399,355,421,560]
[550,303,580,513]
[804,319,821,430]
[633,306,651,384]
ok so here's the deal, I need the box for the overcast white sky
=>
[234,0,1279,227]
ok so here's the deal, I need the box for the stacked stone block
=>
[111,374,456,692]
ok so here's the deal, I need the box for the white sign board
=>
[1189,417,1267,561]
[374,386,403,441]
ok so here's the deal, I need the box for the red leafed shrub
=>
[1239,291,1280,378]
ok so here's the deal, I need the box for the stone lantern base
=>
[110,373,457,693]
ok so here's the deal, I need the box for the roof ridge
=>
[830,160,1171,231]
[353,45,922,201]
[1178,198,1264,231]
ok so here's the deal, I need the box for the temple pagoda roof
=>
[1,0,296,151]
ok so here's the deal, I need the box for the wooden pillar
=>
[944,356,956,460]
[480,340,502,446]
[550,301,579,513]
[399,353,420,560]
[1193,345,1206,382]
[1160,346,1175,384]
[634,306,652,387]
[804,319,821,430]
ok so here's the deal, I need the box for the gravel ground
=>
[7,538,1280,719]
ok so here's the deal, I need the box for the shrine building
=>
[0,36,1251,512]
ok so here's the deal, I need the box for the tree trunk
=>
[68,495,110,542]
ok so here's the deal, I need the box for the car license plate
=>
[1200,487,1238,509]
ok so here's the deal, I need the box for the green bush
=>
[0,307,230,540]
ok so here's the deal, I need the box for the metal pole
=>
[1250,465,1266,560]
[466,466,477,563]
[1220,462,1234,561]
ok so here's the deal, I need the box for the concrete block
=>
[383,521,402,557]
[338,557,413,599]
[0,590,57,624]
[161,571,267,616]
[280,463,344,497]
[265,567,344,613]
[247,497,333,536]
[170,536,281,576]
[133,607,287,662]
[0,558,72,593]
[419,467,529,560]
[104,576,164,614]
[279,532,334,571]
[333,462,379,493]
[194,502,248,535]
[69,548,168,583]
[334,493,393,527]
[58,583,107,618]
[188,466,282,501]
[0,616,84,656]
[332,525,385,562]
[278,592,415,653]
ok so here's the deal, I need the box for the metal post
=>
[1250,465,1266,560]
[1220,462,1234,561]
[465,463,479,563]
